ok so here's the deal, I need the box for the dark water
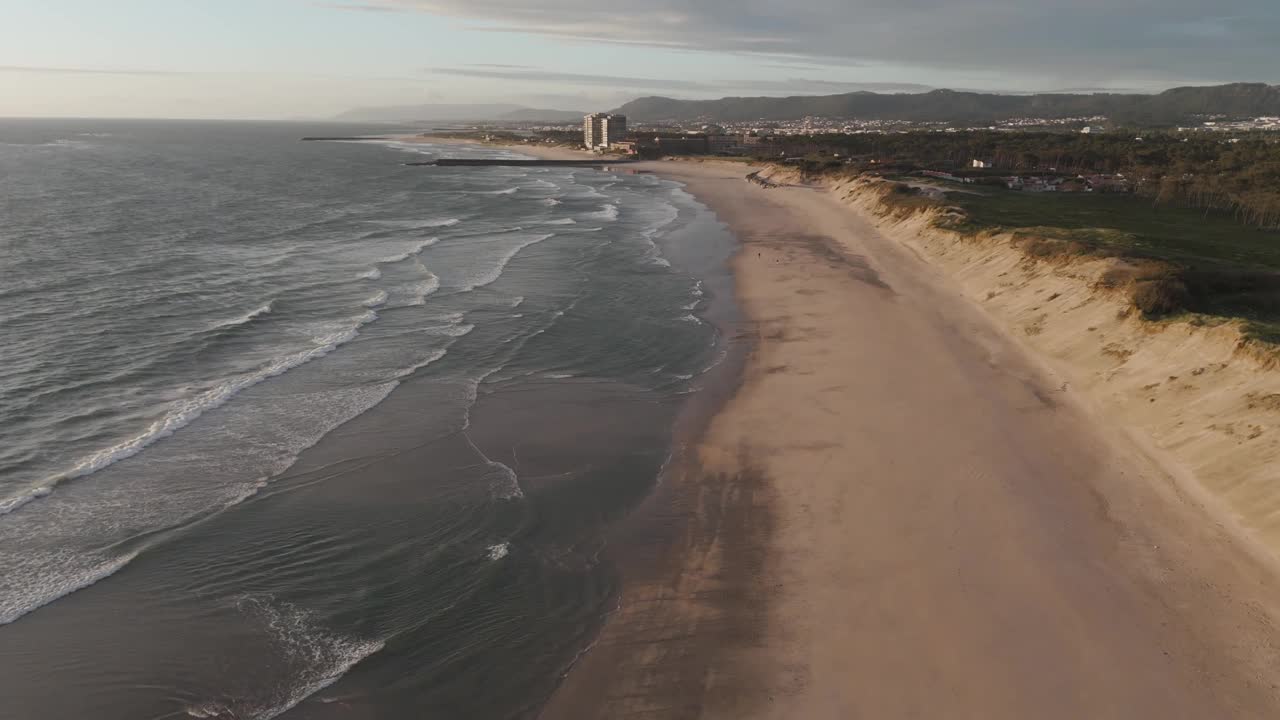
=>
[0,120,738,719]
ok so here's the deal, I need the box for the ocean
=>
[0,119,738,719]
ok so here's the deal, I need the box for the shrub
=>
[1131,275,1190,317]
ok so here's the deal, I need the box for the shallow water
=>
[0,120,738,719]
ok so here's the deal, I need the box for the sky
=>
[1,0,1277,119]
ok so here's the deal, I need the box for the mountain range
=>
[612,83,1280,125]
[332,103,585,123]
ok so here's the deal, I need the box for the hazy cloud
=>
[430,67,936,96]
[337,0,1280,86]
[0,65,190,76]
[316,3,407,12]
[463,63,534,69]
[428,66,717,90]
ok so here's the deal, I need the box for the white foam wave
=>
[544,373,575,379]
[375,238,438,265]
[585,204,619,221]
[542,217,577,225]
[0,485,53,517]
[0,484,53,512]
[359,267,382,280]
[682,280,704,310]
[207,302,273,332]
[458,234,554,292]
[541,198,563,206]
[680,313,702,324]
[184,596,385,720]
[39,312,379,493]
[487,542,510,561]
[473,187,518,196]
[362,290,389,308]
[389,271,440,307]
[368,217,459,229]
[0,548,143,625]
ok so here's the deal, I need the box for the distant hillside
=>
[613,84,1280,125]
[334,103,582,123]
[496,107,585,123]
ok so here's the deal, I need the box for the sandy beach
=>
[409,136,1280,715]
[527,158,1280,719]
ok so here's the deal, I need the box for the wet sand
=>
[541,159,1280,719]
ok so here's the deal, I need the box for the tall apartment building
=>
[583,113,628,149]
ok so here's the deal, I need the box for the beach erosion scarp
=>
[809,170,1280,557]
[540,157,1280,719]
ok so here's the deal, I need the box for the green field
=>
[929,186,1280,343]
[946,189,1280,270]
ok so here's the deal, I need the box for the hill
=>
[613,84,1280,125]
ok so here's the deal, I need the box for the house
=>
[610,141,639,156]
[971,159,994,169]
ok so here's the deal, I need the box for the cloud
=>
[0,65,190,77]
[332,0,1280,86]
[428,66,717,90]
[316,3,406,11]
[429,66,935,96]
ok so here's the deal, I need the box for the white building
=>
[584,113,628,150]
[971,159,993,169]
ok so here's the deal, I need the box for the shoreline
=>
[399,134,599,162]
[542,158,1280,718]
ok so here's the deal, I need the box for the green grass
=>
[947,189,1280,270]
[931,186,1280,341]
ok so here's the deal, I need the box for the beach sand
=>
[536,159,1280,719]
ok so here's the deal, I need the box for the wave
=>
[472,187,518,196]
[358,267,382,280]
[458,234,554,292]
[585,204,619,222]
[375,238,438,265]
[25,312,380,507]
[542,218,577,225]
[392,274,441,307]
[206,301,274,332]
[0,547,143,625]
[683,279,704,309]
[0,485,53,517]
[541,198,563,206]
[487,542,510,561]
[367,217,460,229]
[185,596,385,720]
[362,290,389,308]
[462,432,524,501]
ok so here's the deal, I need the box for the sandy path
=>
[543,160,1280,719]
